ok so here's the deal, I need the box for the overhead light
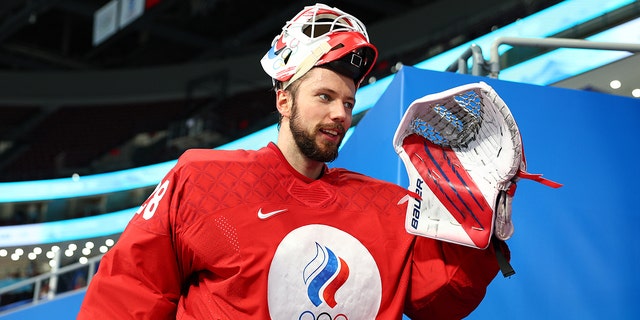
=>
[609,80,622,89]
[632,89,640,98]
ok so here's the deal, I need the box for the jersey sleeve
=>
[404,238,509,320]
[78,161,192,320]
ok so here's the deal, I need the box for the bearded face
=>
[289,101,345,163]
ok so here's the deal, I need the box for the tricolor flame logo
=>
[303,242,350,308]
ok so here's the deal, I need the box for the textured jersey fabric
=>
[78,143,504,320]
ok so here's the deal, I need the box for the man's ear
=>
[275,89,292,118]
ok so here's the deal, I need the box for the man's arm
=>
[404,238,509,320]
[78,170,186,320]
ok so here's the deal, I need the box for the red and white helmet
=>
[260,3,378,89]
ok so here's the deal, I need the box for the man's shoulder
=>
[172,147,272,172]
[327,167,405,191]
[168,146,284,189]
[179,148,255,161]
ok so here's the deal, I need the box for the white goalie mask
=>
[260,3,378,89]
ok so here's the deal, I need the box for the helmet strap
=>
[282,41,332,90]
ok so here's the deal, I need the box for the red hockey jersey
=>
[78,143,504,319]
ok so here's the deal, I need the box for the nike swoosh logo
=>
[257,208,288,220]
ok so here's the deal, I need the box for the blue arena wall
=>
[333,66,640,319]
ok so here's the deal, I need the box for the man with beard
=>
[79,3,506,319]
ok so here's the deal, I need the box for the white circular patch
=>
[268,224,382,320]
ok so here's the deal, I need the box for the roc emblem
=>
[268,224,382,319]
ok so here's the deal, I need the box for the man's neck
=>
[275,138,324,180]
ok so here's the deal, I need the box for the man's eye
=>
[319,94,329,101]
[344,102,354,110]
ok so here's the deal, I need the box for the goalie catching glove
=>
[393,82,561,249]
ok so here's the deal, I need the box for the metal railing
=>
[0,254,103,315]
[446,36,640,78]
[488,36,640,78]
